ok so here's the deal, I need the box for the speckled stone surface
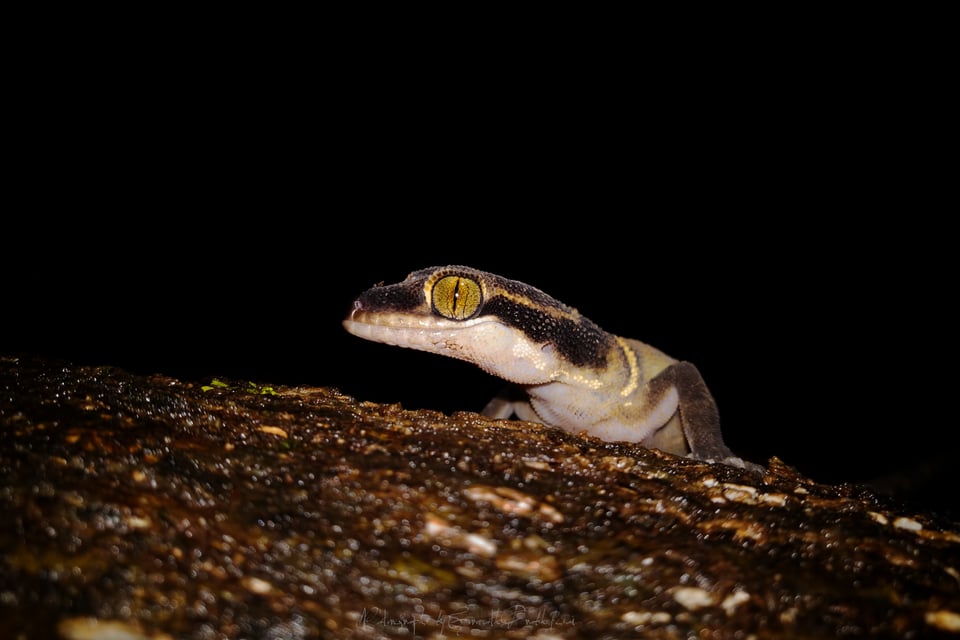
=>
[2,355,959,639]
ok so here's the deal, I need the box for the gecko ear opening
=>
[431,275,483,320]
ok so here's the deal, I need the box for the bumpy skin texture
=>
[343,266,754,469]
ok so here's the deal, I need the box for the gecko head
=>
[343,266,613,384]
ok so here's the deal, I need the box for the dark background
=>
[3,38,954,519]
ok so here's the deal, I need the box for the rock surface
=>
[1,354,959,639]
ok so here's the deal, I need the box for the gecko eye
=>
[431,275,482,320]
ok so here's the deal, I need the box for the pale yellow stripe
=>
[615,336,639,397]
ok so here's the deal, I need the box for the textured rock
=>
[1,355,958,639]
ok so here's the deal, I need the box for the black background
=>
[3,39,954,519]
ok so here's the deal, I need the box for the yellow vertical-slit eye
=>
[432,275,482,320]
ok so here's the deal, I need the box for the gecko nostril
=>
[346,299,365,320]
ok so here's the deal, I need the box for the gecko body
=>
[343,266,755,469]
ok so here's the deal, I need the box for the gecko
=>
[343,265,758,470]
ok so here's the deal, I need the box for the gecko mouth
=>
[342,305,496,349]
